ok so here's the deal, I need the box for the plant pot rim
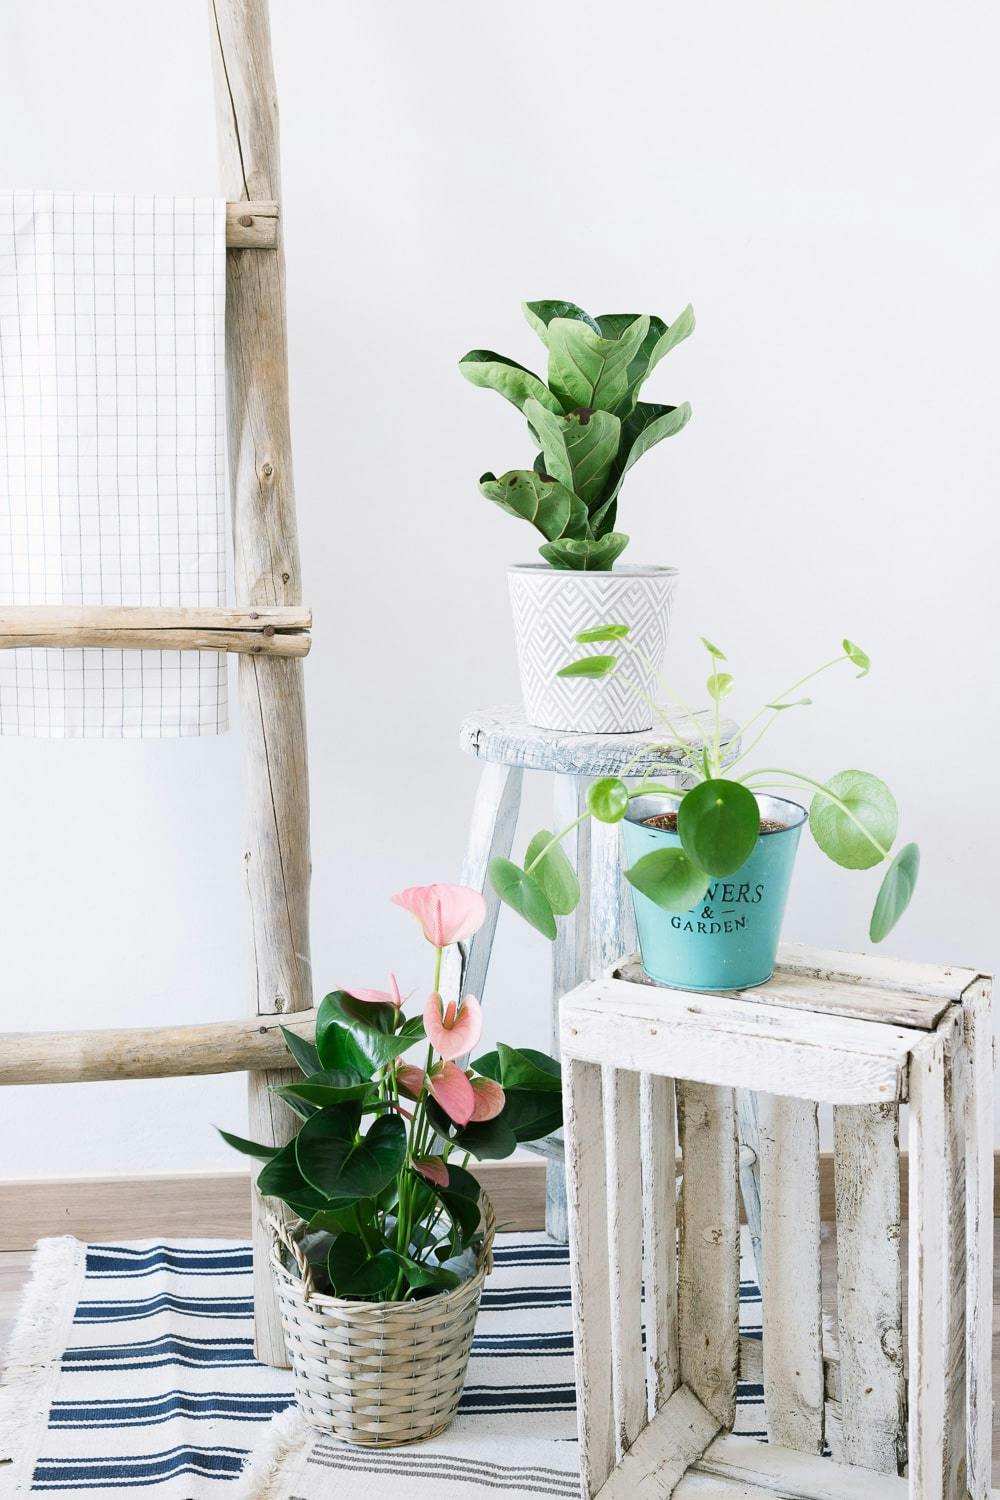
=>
[508,561,678,579]
[626,790,808,836]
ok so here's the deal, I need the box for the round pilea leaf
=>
[809,769,896,871]
[575,623,629,643]
[587,776,629,823]
[524,829,581,916]
[706,671,733,702]
[625,848,709,913]
[869,841,920,943]
[489,857,557,939]
[843,639,870,676]
[676,779,760,877]
[556,654,617,679]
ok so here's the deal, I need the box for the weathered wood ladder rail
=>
[562,950,994,1500]
[0,0,310,1367]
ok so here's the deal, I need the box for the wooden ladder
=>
[0,0,310,1367]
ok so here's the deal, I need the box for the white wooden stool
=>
[446,704,737,1240]
[561,950,993,1499]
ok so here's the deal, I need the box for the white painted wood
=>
[0,1010,317,1083]
[757,1094,824,1454]
[677,1082,740,1428]
[694,1433,909,1499]
[907,1030,948,1500]
[211,0,312,1369]
[552,774,592,1005]
[832,1102,905,1475]
[225,198,279,246]
[439,760,524,1012]
[673,1475,775,1499]
[734,1089,763,1294]
[614,956,950,1031]
[778,942,983,1008]
[560,979,915,1106]
[640,1072,679,1414]
[964,977,994,1500]
[459,703,738,777]
[942,1011,970,1500]
[605,1067,647,1455]
[589,816,635,978]
[599,1384,719,1500]
[564,1057,615,1499]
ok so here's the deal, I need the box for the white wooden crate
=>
[560,951,993,1500]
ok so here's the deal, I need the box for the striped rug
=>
[0,1233,764,1497]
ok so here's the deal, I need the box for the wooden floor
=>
[2,1230,999,1477]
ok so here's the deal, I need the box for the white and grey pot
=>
[507,563,678,734]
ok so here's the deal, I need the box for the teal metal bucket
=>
[622,793,807,992]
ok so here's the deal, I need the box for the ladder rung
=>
[0,606,312,656]
[226,200,278,248]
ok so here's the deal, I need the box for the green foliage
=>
[869,843,920,943]
[524,830,580,916]
[676,779,760,878]
[460,300,694,569]
[625,847,711,913]
[808,770,897,871]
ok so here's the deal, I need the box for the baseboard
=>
[2,1153,996,1251]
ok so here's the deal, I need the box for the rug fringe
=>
[0,1236,86,1489]
[234,1404,312,1500]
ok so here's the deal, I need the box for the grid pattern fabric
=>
[0,191,229,737]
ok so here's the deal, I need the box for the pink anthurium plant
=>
[219,883,561,1303]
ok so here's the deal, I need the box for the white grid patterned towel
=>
[0,191,228,737]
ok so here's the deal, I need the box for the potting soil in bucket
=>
[623,793,807,991]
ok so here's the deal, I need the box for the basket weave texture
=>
[269,1193,496,1448]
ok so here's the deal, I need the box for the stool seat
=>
[459,703,738,776]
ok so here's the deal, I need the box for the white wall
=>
[2,0,998,1179]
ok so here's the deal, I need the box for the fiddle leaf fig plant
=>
[490,635,919,946]
[460,301,694,570]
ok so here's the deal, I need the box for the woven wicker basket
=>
[269,1193,496,1448]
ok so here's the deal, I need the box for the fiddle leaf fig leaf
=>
[546,314,650,413]
[479,470,587,542]
[458,350,563,414]
[869,842,920,942]
[525,401,620,511]
[625,848,710,913]
[676,778,761,878]
[524,829,581,916]
[645,303,696,374]
[522,300,600,348]
[596,304,695,412]
[556,653,617,678]
[590,400,691,535]
[843,639,871,676]
[540,533,629,572]
[809,770,897,870]
[488,857,557,940]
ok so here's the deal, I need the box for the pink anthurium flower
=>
[390,884,487,948]
[424,992,482,1063]
[413,1156,450,1188]
[395,1063,426,1103]
[468,1075,506,1123]
[427,1062,475,1127]
[343,973,406,1011]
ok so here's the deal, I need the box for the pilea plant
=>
[459,300,694,570]
[491,633,919,944]
[219,883,561,1302]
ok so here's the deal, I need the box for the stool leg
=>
[588,814,635,978]
[440,761,523,1008]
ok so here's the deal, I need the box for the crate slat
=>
[604,1066,647,1456]
[640,1072,679,1414]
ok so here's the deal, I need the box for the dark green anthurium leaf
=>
[766,698,812,711]
[575,623,629,642]
[479,470,587,542]
[701,636,726,659]
[256,1140,328,1218]
[280,1026,321,1078]
[428,1182,481,1244]
[327,1233,397,1299]
[488,857,557,940]
[587,777,629,823]
[625,847,710,914]
[677,778,761,878]
[809,770,897,871]
[540,533,629,571]
[440,1163,481,1199]
[396,1014,427,1046]
[272,1069,374,1108]
[216,1128,278,1161]
[474,1044,562,1093]
[306,1202,368,1236]
[317,991,417,1071]
[522,300,600,348]
[458,350,563,414]
[296,1109,407,1202]
[556,653,617,678]
[869,842,920,943]
[499,1088,563,1143]
[524,829,580,916]
[524,401,620,512]
[589,401,691,536]
[706,672,734,702]
[315,993,381,1075]
[394,1253,461,1292]
[843,639,871,676]
[450,1114,518,1161]
[546,314,650,413]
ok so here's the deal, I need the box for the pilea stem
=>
[741,767,889,861]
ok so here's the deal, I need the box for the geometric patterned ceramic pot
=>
[507,563,678,733]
